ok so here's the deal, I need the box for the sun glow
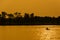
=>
[36,27,56,40]
[0,0,60,16]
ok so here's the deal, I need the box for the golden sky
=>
[0,0,60,17]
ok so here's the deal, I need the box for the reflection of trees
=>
[0,11,60,25]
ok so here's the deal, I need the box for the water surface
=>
[0,25,60,40]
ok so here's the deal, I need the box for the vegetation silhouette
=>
[0,11,60,25]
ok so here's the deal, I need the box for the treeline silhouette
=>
[0,11,60,25]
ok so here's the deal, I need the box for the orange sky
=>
[0,0,60,17]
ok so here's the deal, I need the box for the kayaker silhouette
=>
[46,28,50,30]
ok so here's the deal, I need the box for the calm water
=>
[0,25,60,40]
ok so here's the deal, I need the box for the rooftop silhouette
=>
[0,11,60,25]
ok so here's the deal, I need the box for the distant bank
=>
[0,12,60,25]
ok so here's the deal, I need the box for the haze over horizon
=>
[0,0,60,17]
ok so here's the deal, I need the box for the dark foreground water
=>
[0,25,60,40]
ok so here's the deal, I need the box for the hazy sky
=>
[0,0,60,16]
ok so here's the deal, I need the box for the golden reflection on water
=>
[0,25,60,40]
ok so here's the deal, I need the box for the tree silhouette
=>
[14,12,22,17]
[24,13,29,18]
[0,12,60,25]
[17,13,22,17]
[14,12,18,17]
[30,13,34,18]
[0,14,1,17]
[7,14,14,18]
[1,12,7,18]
